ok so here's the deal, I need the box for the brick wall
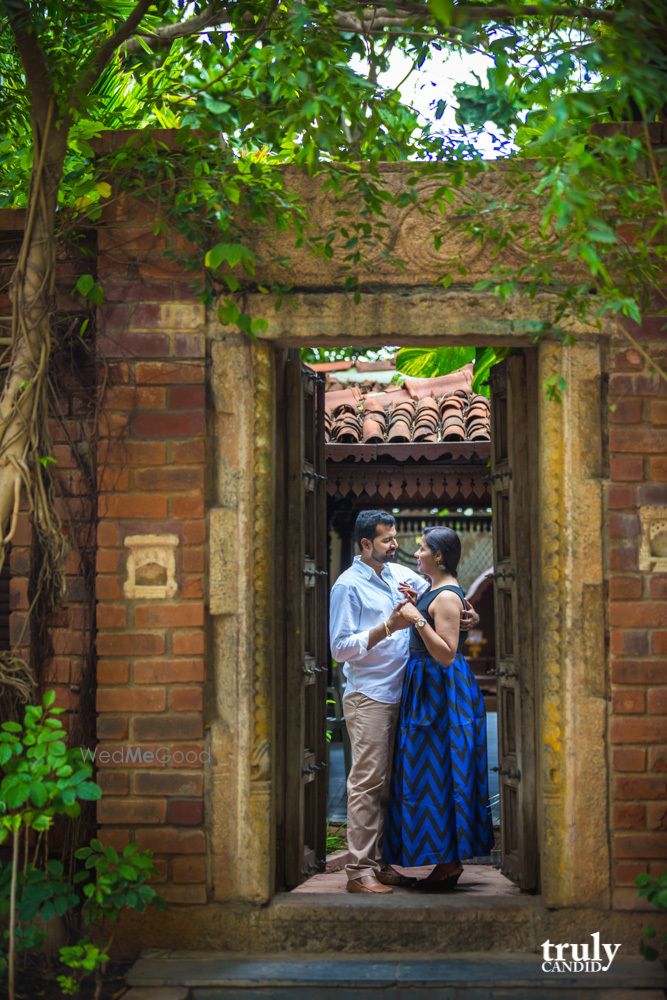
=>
[607,330,667,908]
[94,203,208,903]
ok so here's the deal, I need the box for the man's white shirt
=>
[329,556,429,704]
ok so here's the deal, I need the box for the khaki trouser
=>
[343,691,400,882]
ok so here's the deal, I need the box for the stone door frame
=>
[207,289,610,911]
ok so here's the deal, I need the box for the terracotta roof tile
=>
[324,364,490,444]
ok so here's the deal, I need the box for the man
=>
[330,510,477,894]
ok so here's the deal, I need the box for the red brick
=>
[172,439,205,464]
[609,577,642,601]
[649,456,667,481]
[157,885,207,904]
[135,362,205,385]
[648,688,667,714]
[650,578,667,600]
[613,803,646,829]
[614,861,647,885]
[611,718,667,744]
[613,747,646,772]
[181,577,204,599]
[131,714,202,741]
[651,399,667,424]
[609,545,637,571]
[96,715,129,740]
[132,772,204,797]
[609,399,643,423]
[46,657,71,684]
[96,576,123,601]
[99,494,168,519]
[100,439,168,467]
[96,549,122,574]
[99,332,170,359]
[606,484,637,509]
[167,799,203,826]
[170,386,205,409]
[97,687,166,713]
[612,659,667,685]
[647,803,667,830]
[97,660,130,685]
[615,776,667,799]
[652,631,667,655]
[97,632,165,656]
[612,689,646,714]
[96,771,129,796]
[149,859,169,884]
[135,828,206,854]
[649,746,667,771]
[173,333,205,358]
[609,373,666,395]
[181,520,206,545]
[132,412,205,438]
[610,630,648,656]
[181,548,205,574]
[171,856,206,883]
[609,602,667,628]
[170,687,203,712]
[103,386,137,410]
[97,521,120,547]
[134,658,204,684]
[97,798,167,825]
[614,833,667,858]
[608,514,640,540]
[96,829,131,850]
[133,467,204,492]
[136,386,167,409]
[135,603,204,629]
[96,605,127,629]
[610,456,643,482]
[172,496,205,519]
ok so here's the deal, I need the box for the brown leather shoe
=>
[346,875,393,894]
[376,865,417,887]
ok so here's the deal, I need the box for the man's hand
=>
[386,600,412,632]
[397,600,423,625]
[460,599,479,631]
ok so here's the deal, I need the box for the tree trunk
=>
[0,109,70,567]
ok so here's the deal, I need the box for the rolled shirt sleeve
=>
[329,582,372,664]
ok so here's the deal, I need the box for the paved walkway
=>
[293,862,518,895]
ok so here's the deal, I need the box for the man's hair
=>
[354,510,395,547]
[422,526,461,576]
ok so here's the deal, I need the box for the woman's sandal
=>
[414,864,463,892]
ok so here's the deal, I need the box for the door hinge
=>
[498,766,521,781]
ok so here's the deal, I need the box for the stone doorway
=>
[272,345,540,899]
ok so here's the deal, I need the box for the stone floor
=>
[293,862,519,896]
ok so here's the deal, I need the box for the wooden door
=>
[489,355,539,891]
[282,350,328,888]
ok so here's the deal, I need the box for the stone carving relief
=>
[639,507,667,573]
[124,534,179,599]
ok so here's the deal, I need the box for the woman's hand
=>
[397,581,419,602]
[460,599,480,630]
[397,600,423,625]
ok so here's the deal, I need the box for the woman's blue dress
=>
[384,584,494,866]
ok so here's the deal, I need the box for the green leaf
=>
[395,347,475,379]
[42,690,56,708]
[429,0,454,25]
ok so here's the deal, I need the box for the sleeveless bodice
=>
[409,584,467,655]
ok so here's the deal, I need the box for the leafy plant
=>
[636,871,667,961]
[395,346,510,397]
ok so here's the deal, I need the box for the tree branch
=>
[3,0,55,124]
[69,0,153,107]
[123,2,231,56]
[334,1,617,30]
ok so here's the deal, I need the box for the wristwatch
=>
[415,618,426,629]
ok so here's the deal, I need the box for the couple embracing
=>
[329,510,494,894]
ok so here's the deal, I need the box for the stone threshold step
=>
[127,952,667,992]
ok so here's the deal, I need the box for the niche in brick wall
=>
[639,507,667,573]
[124,534,179,599]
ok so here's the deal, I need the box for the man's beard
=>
[372,547,395,563]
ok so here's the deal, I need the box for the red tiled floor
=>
[292,863,519,895]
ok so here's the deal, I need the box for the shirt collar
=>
[353,554,394,584]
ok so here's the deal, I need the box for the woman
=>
[384,526,494,889]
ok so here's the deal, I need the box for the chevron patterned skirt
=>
[384,651,494,866]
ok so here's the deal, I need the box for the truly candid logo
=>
[541,933,621,973]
